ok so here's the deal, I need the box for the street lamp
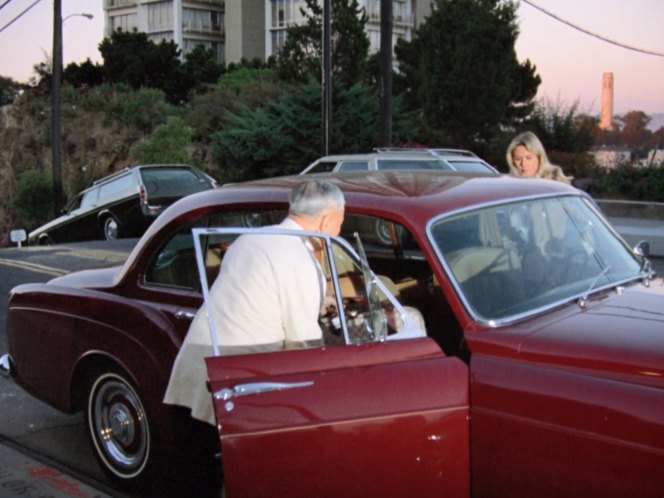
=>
[51,2,93,216]
[64,13,94,23]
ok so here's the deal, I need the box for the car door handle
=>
[175,310,195,320]
[214,381,314,412]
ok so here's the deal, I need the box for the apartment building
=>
[104,0,435,65]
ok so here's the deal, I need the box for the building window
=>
[183,8,216,32]
[147,2,173,32]
[110,13,137,32]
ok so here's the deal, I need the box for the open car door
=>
[195,227,470,497]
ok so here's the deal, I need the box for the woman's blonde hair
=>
[506,131,572,184]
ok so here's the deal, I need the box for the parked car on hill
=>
[299,149,498,175]
[28,164,217,245]
[3,170,663,497]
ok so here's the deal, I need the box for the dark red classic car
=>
[2,171,663,497]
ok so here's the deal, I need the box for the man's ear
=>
[318,212,329,232]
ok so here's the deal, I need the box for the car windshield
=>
[429,195,643,323]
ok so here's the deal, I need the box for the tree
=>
[619,111,652,150]
[395,0,540,147]
[275,0,370,87]
[210,79,417,183]
[63,58,104,88]
[527,101,596,154]
[99,29,187,103]
[181,45,225,95]
[648,127,664,151]
[0,75,21,105]
[186,67,288,142]
[130,116,196,164]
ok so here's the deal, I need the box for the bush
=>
[596,165,664,202]
[12,169,54,228]
[107,87,176,133]
[130,116,197,165]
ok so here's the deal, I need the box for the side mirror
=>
[634,240,650,259]
[10,229,27,248]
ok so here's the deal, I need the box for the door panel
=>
[206,337,470,497]
[471,354,664,498]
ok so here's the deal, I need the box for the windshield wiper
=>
[577,265,612,308]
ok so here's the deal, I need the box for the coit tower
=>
[599,72,614,130]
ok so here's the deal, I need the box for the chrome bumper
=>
[0,354,15,379]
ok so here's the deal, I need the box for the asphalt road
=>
[1,238,662,498]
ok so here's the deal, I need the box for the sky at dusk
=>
[0,0,662,117]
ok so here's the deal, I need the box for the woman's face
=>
[512,145,540,177]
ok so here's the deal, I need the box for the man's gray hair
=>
[289,179,345,217]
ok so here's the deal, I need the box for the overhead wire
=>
[0,0,16,11]
[0,0,43,34]
[521,0,664,58]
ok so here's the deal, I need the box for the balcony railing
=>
[105,0,137,9]
[366,9,414,27]
[182,24,224,36]
[184,0,225,7]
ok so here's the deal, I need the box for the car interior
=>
[144,208,467,357]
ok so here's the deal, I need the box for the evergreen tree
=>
[275,0,370,87]
[210,79,417,182]
[181,45,225,96]
[63,58,104,88]
[99,29,187,103]
[395,0,540,147]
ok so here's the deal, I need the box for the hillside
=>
[0,90,151,245]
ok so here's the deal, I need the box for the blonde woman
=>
[506,131,572,184]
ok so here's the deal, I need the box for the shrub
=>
[107,87,175,133]
[130,116,197,165]
[12,169,54,228]
[597,165,664,202]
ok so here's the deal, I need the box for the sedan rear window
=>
[140,168,213,197]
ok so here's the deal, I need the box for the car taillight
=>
[140,185,146,203]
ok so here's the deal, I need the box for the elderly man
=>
[164,179,345,425]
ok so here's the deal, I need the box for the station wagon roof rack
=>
[92,167,131,186]
[374,147,478,158]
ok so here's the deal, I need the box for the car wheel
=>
[103,215,119,241]
[37,234,53,246]
[85,370,154,489]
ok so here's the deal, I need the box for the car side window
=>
[338,161,369,171]
[97,174,134,203]
[144,209,286,290]
[189,227,424,354]
[79,190,98,210]
[65,193,84,213]
[308,161,338,173]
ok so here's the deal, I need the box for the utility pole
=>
[322,0,331,155]
[379,0,393,147]
[52,0,63,216]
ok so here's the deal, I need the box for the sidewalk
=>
[0,440,118,498]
